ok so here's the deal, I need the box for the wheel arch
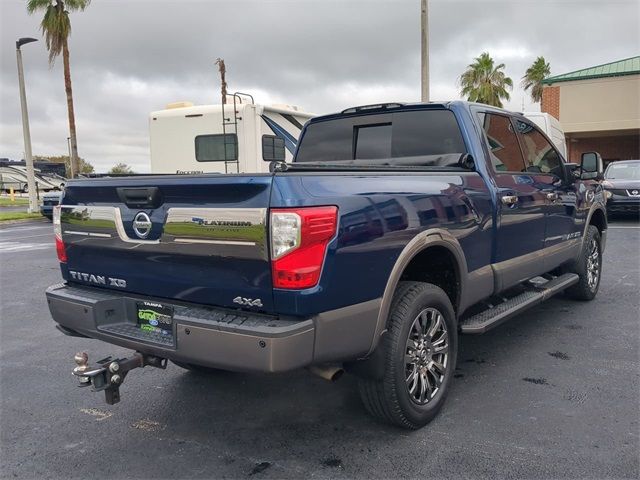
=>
[366,229,468,356]
[588,207,606,234]
[584,205,607,252]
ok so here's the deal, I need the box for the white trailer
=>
[523,112,567,159]
[149,96,314,174]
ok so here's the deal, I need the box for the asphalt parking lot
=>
[1,218,638,479]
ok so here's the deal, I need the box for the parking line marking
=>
[0,241,52,253]
[0,233,53,240]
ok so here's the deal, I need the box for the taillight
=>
[270,206,338,289]
[53,206,67,263]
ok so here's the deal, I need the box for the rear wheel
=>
[358,281,457,429]
[565,225,602,301]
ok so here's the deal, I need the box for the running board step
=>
[460,273,579,334]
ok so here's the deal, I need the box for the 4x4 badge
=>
[233,296,263,308]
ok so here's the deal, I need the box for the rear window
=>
[295,109,466,163]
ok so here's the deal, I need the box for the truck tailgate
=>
[59,175,274,312]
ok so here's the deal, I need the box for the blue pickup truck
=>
[46,101,607,429]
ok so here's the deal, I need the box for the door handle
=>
[501,195,518,206]
[546,192,559,202]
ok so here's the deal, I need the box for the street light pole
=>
[420,0,429,102]
[16,37,38,213]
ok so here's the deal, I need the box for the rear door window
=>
[477,113,527,172]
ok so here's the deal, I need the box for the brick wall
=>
[541,86,560,120]
[567,134,640,164]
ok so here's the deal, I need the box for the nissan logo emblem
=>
[132,212,152,239]
[632,190,639,196]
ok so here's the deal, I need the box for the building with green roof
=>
[541,56,639,166]
[542,56,640,85]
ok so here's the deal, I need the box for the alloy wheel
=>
[404,307,449,405]
[586,238,600,291]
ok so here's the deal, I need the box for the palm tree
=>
[459,52,513,107]
[27,0,91,178]
[522,56,551,104]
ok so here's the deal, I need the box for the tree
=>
[34,154,94,176]
[215,58,228,105]
[108,163,134,175]
[459,52,513,107]
[27,0,91,179]
[522,56,551,104]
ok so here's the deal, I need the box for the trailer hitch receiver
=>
[72,351,167,405]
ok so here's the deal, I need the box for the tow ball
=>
[72,351,167,405]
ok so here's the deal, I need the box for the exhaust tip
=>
[331,368,345,382]
[308,364,344,382]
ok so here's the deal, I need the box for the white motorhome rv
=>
[149,96,314,174]
[523,112,567,159]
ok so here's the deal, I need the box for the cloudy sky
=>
[1,0,638,172]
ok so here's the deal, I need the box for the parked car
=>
[602,159,640,217]
[40,191,62,220]
[46,101,607,429]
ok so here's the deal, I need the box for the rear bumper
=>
[46,283,380,373]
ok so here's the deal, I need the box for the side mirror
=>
[580,151,603,180]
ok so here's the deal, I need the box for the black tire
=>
[170,360,221,374]
[357,281,458,429]
[565,225,602,301]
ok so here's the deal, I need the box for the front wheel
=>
[565,225,602,301]
[358,281,458,429]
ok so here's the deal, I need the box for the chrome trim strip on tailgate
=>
[174,238,256,246]
[164,207,266,247]
[60,205,268,258]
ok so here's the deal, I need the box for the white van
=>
[149,96,314,174]
[523,112,567,159]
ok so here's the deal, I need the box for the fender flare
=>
[583,203,608,252]
[365,228,468,356]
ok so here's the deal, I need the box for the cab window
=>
[513,119,563,176]
[477,113,527,172]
